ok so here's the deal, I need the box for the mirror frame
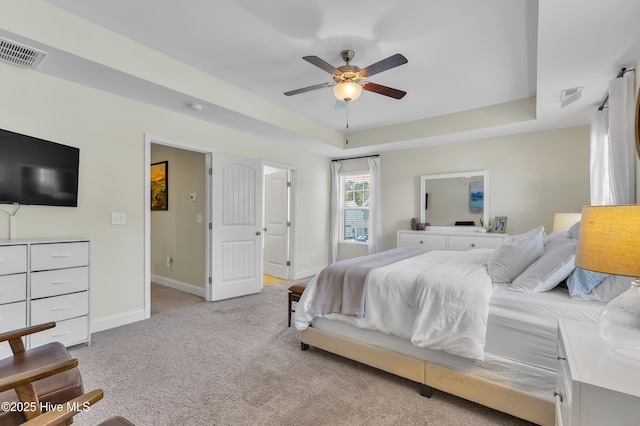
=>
[419,170,489,230]
[635,87,640,159]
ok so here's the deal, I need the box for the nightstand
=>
[556,319,640,425]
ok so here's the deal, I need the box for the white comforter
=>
[294,249,495,360]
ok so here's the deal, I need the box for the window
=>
[340,172,370,243]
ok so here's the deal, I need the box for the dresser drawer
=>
[0,301,27,333]
[0,273,26,304]
[0,302,27,360]
[29,316,88,349]
[0,245,27,275]
[448,236,503,250]
[30,242,89,271]
[398,233,446,249]
[556,331,573,425]
[31,267,89,299]
[30,291,88,324]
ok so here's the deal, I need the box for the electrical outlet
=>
[111,212,126,225]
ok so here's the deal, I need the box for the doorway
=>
[263,163,295,283]
[144,136,296,318]
[144,134,212,319]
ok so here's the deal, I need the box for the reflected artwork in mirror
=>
[419,171,489,229]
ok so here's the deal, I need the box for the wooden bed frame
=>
[300,327,555,426]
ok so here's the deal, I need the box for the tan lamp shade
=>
[575,205,640,277]
[552,212,582,232]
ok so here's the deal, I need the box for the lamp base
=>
[599,279,640,362]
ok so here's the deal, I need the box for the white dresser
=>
[397,228,506,250]
[0,238,90,358]
[556,319,640,426]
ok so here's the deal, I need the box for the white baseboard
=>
[294,267,323,281]
[91,309,146,334]
[151,274,206,297]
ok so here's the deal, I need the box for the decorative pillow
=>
[571,274,632,303]
[567,221,580,239]
[545,230,569,244]
[509,238,577,292]
[487,226,545,283]
[566,267,609,296]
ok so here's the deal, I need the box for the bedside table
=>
[556,319,640,426]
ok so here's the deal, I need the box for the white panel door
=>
[210,154,263,301]
[263,170,289,278]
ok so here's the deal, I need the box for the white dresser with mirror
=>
[399,170,507,250]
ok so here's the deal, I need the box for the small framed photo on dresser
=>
[493,216,508,233]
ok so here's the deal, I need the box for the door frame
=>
[263,161,296,280]
[143,134,213,318]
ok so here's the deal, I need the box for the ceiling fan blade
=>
[362,82,407,99]
[359,54,408,78]
[334,100,347,112]
[284,82,332,96]
[303,56,341,76]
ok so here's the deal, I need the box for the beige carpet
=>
[68,282,534,425]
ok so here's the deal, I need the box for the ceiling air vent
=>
[560,87,583,108]
[0,37,47,69]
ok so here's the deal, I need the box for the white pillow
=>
[567,221,580,239]
[571,275,632,303]
[509,238,577,292]
[487,226,545,283]
[545,230,569,244]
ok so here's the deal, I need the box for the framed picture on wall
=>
[150,161,168,211]
[493,216,507,233]
[469,181,484,213]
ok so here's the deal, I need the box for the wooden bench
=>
[288,283,307,327]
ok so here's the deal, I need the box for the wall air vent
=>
[0,37,47,69]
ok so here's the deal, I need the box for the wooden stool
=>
[288,283,307,327]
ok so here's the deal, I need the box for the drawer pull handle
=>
[51,330,72,337]
[51,305,72,311]
[557,356,566,361]
[51,280,72,285]
[470,243,476,248]
[51,254,72,258]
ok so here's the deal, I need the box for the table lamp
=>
[575,205,640,361]
[552,212,582,233]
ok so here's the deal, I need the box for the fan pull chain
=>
[346,101,349,129]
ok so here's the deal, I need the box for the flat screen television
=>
[0,128,79,207]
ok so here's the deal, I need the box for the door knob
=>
[256,231,262,236]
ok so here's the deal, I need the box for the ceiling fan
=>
[284,50,408,109]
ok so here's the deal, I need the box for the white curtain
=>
[589,109,609,205]
[607,74,636,204]
[367,157,383,254]
[590,73,636,205]
[329,161,341,264]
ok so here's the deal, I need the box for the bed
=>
[294,225,628,425]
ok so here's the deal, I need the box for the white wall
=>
[336,126,590,261]
[0,64,331,329]
[381,126,591,249]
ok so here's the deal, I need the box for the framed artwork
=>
[469,181,484,213]
[150,161,168,211]
[493,216,507,233]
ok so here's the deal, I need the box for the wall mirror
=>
[419,170,489,229]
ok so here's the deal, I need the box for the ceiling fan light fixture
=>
[333,81,362,102]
